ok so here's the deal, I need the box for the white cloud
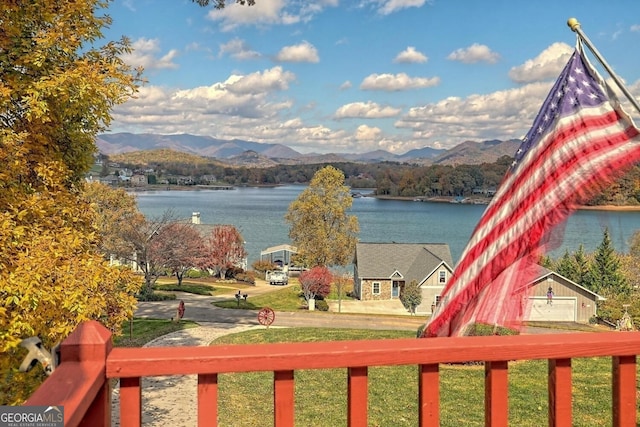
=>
[508,42,572,83]
[631,24,640,32]
[447,43,500,64]
[275,41,320,63]
[208,0,338,31]
[340,80,352,90]
[219,38,261,60]
[395,81,554,148]
[334,101,402,119]
[122,38,179,70]
[376,0,428,15]
[393,46,428,64]
[355,124,382,140]
[360,72,440,91]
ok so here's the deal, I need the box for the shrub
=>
[138,291,176,302]
[314,299,329,311]
[186,269,209,279]
[252,260,276,274]
[236,271,256,284]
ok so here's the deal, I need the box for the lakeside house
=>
[353,242,454,315]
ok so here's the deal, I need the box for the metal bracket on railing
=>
[19,337,60,376]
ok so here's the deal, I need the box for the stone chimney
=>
[192,212,201,225]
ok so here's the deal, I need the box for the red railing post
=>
[485,361,509,427]
[548,358,572,427]
[119,377,141,427]
[418,363,439,427]
[25,320,112,427]
[198,373,218,427]
[274,370,295,427]
[612,355,636,427]
[347,366,368,427]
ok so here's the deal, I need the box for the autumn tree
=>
[400,280,422,315]
[1,0,140,381]
[83,182,144,258]
[285,166,359,267]
[299,266,333,309]
[204,225,247,278]
[154,223,207,286]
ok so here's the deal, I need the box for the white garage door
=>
[527,297,576,322]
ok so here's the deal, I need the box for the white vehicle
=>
[267,270,288,286]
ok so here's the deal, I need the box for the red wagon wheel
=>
[258,307,275,327]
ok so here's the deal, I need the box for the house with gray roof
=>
[353,242,454,315]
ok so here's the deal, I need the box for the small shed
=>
[260,244,298,267]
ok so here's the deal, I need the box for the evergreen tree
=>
[555,250,576,281]
[572,245,592,287]
[588,228,629,296]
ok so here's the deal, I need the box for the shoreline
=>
[122,184,640,212]
[371,194,640,212]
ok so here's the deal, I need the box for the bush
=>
[314,299,329,311]
[236,271,256,284]
[186,269,209,279]
[252,260,276,274]
[137,291,176,302]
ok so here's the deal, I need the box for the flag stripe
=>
[428,134,640,336]
[426,43,640,337]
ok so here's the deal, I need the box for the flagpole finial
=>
[567,18,580,32]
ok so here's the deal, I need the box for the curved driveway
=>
[135,285,426,333]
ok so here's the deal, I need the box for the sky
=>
[101,0,640,155]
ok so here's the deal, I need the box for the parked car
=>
[268,270,288,286]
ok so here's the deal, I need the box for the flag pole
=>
[567,17,640,115]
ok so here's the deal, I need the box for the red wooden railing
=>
[25,321,639,426]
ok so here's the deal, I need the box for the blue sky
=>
[102,0,640,154]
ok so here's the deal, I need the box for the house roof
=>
[355,242,453,283]
[260,244,298,257]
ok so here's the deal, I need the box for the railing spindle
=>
[612,355,637,427]
[119,377,142,427]
[198,373,218,427]
[548,358,572,427]
[347,367,368,427]
[418,363,439,427]
[485,360,509,427]
[274,370,295,427]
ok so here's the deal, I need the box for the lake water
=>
[133,185,640,265]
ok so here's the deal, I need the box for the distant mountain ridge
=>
[96,133,521,166]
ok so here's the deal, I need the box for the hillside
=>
[97,132,523,167]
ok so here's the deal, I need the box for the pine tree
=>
[588,228,629,296]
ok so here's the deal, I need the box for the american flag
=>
[423,40,640,337]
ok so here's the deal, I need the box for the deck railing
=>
[25,320,639,426]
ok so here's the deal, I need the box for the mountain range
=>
[96,133,521,166]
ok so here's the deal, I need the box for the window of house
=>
[439,270,446,283]
[372,282,381,295]
[435,295,441,306]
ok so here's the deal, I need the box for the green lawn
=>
[154,277,251,296]
[113,318,198,348]
[213,284,306,311]
[211,328,631,427]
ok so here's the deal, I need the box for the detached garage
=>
[522,267,605,323]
